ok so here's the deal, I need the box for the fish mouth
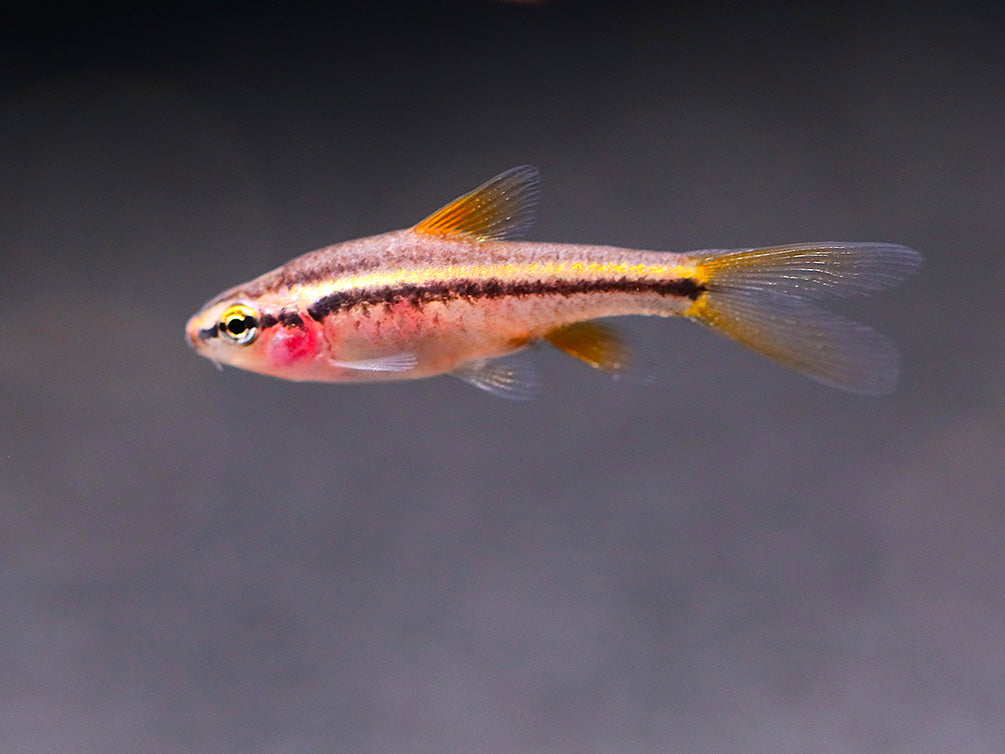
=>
[185,315,218,350]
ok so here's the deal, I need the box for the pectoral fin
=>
[329,353,418,372]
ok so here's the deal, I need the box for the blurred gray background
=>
[2,2,1004,752]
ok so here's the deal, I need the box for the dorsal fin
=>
[413,165,541,242]
[544,321,631,373]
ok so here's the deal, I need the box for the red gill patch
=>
[268,320,319,366]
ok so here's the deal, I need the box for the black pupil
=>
[227,316,254,335]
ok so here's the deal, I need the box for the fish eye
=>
[219,304,259,345]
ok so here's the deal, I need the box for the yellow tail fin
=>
[687,243,922,394]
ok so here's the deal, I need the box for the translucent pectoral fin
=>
[329,352,419,372]
[452,356,540,400]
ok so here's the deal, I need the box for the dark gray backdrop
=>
[2,2,1004,752]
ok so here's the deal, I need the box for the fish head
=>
[186,293,325,379]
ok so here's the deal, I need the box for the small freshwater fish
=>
[186,166,921,398]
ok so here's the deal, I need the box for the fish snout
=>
[185,314,214,351]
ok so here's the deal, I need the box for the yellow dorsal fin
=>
[545,321,631,373]
[413,165,541,242]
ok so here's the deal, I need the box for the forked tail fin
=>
[686,243,922,394]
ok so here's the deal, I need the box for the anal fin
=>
[544,321,631,374]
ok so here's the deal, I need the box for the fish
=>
[185,165,922,398]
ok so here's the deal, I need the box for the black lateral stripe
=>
[306,277,706,319]
[277,310,304,327]
[258,311,304,329]
[308,292,345,321]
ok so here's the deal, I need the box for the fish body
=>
[186,166,921,397]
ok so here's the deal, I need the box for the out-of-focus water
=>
[2,3,1003,752]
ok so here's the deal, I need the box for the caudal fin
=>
[687,243,922,394]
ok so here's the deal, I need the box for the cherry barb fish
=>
[186,166,921,398]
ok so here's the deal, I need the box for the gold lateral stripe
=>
[544,321,630,372]
[413,166,541,242]
[287,259,699,302]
